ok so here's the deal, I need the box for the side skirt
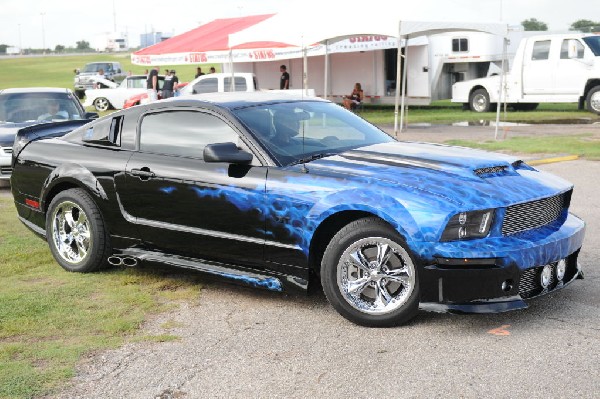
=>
[115,248,308,293]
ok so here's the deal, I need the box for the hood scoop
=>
[474,161,531,178]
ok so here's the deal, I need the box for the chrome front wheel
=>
[93,97,110,112]
[337,238,416,315]
[321,217,420,327]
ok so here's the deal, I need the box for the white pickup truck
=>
[452,34,600,114]
[179,73,315,96]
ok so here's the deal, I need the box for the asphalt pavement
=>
[2,125,599,398]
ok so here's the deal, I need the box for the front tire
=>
[46,188,111,272]
[469,88,493,112]
[321,217,419,327]
[93,97,111,112]
[586,86,600,114]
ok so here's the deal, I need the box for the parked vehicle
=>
[178,73,315,96]
[452,34,600,113]
[74,62,127,99]
[11,92,585,326]
[123,82,188,109]
[0,87,97,183]
[83,75,165,112]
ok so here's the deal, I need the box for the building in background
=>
[140,32,173,49]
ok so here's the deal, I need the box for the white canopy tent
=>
[229,13,508,135]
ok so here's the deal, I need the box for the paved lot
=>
[3,125,599,398]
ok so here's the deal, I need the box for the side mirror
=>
[85,112,99,119]
[204,142,253,164]
[117,69,121,73]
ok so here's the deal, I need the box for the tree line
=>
[522,18,600,32]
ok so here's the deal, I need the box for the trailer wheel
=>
[586,86,600,114]
[469,89,492,113]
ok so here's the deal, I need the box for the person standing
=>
[162,70,179,98]
[209,67,216,74]
[146,67,159,101]
[280,65,290,89]
[195,67,205,78]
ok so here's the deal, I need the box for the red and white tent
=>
[131,14,311,66]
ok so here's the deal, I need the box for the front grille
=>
[0,166,12,175]
[502,192,567,236]
[3,147,13,155]
[474,165,507,176]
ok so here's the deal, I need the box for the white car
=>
[83,75,164,112]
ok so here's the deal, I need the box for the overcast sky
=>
[0,0,594,49]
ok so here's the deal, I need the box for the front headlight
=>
[441,209,494,241]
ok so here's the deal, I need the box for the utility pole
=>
[40,12,46,53]
[18,23,22,54]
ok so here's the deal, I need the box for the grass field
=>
[0,53,218,91]
[0,197,204,398]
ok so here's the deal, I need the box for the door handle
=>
[131,167,156,180]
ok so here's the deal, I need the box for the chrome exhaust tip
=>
[107,256,123,266]
[122,257,138,267]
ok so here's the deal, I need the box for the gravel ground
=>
[3,124,599,398]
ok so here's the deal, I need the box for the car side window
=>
[560,39,585,59]
[139,110,240,158]
[531,40,551,60]
[193,78,218,94]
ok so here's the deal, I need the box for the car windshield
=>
[233,101,395,166]
[0,92,85,123]
[583,36,600,56]
[82,63,112,73]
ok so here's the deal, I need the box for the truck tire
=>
[586,86,600,114]
[469,89,493,113]
[93,98,111,112]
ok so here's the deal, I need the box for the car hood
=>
[0,121,44,146]
[306,141,572,210]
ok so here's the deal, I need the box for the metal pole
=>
[324,40,329,100]
[494,37,507,140]
[303,46,308,97]
[399,35,409,133]
[393,21,402,135]
[40,12,46,53]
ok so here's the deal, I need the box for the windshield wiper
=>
[288,152,337,166]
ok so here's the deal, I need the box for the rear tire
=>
[46,188,111,273]
[469,88,493,112]
[586,86,600,114]
[321,217,419,327]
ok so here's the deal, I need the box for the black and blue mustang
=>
[10,92,585,326]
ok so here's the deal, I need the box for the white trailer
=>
[452,33,600,114]
[224,31,513,105]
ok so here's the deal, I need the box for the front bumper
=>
[415,213,586,313]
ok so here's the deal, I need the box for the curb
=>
[528,155,579,166]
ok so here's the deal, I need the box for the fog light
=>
[501,279,513,292]
[540,265,552,289]
[556,259,567,281]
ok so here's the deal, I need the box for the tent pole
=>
[303,46,308,97]
[229,49,235,91]
[393,21,402,136]
[324,40,329,100]
[494,37,507,140]
[400,34,409,133]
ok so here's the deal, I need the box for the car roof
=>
[166,91,328,109]
[0,87,72,95]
